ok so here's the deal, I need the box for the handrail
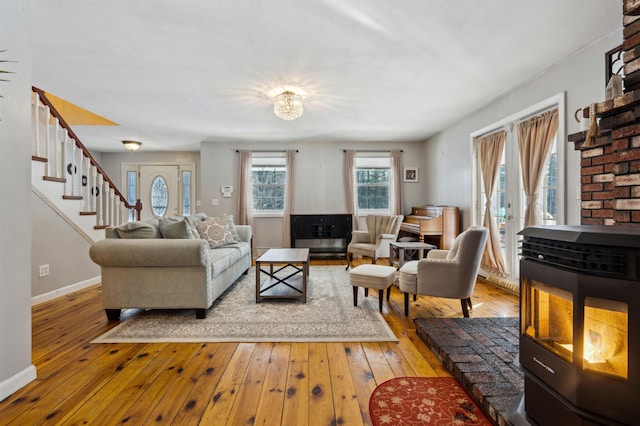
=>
[31,86,142,220]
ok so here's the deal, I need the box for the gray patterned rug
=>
[92,266,397,343]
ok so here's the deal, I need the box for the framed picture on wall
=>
[404,167,418,182]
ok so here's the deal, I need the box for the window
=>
[542,137,558,225]
[182,171,192,216]
[150,176,168,217]
[355,155,390,214]
[252,155,286,214]
[127,171,137,222]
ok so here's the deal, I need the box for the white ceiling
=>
[31,1,622,152]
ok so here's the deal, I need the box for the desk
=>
[389,241,436,268]
[256,248,310,303]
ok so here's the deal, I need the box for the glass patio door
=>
[475,97,562,285]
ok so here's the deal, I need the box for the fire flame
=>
[584,329,605,364]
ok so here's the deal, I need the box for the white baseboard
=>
[32,276,101,306]
[0,365,37,402]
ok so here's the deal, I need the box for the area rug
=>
[92,266,397,343]
[369,377,492,426]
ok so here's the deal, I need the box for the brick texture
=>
[568,0,640,225]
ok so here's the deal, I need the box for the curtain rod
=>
[235,149,299,152]
[342,149,403,152]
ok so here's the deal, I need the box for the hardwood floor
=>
[0,259,519,425]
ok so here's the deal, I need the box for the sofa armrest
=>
[235,225,253,243]
[89,239,210,267]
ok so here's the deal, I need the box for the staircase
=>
[31,87,141,242]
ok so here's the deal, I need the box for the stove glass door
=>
[522,278,573,363]
[583,296,628,380]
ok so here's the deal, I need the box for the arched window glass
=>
[151,176,168,217]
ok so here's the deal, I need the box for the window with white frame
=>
[251,154,287,214]
[182,171,192,216]
[355,154,391,214]
[127,171,137,222]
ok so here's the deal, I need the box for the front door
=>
[139,165,180,219]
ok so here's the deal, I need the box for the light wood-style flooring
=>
[0,259,519,425]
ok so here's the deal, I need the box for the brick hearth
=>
[414,317,522,426]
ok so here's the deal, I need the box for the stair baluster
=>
[31,86,142,229]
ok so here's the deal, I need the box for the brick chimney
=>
[570,0,640,225]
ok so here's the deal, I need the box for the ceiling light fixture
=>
[274,90,303,121]
[122,140,142,151]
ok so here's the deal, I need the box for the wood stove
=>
[519,225,640,425]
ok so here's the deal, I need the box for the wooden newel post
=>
[135,199,142,221]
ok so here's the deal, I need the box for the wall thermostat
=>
[221,185,233,197]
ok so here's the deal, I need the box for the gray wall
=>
[423,29,623,230]
[0,0,36,399]
[200,140,425,251]
[31,193,100,298]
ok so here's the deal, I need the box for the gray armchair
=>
[398,226,489,317]
[346,214,404,269]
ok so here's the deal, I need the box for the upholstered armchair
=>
[346,214,404,269]
[398,226,489,317]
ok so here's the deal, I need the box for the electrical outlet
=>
[211,198,219,206]
[38,264,50,277]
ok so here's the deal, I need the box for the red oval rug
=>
[369,377,492,425]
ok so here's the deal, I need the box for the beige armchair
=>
[398,226,488,317]
[346,215,404,269]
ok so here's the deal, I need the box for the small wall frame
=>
[404,167,418,182]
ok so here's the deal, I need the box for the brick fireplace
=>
[570,0,640,224]
[515,3,640,425]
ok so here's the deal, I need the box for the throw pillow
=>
[115,221,161,239]
[183,213,208,222]
[222,214,240,242]
[194,217,235,248]
[185,217,200,240]
[159,217,193,239]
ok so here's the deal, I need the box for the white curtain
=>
[282,150,295,247]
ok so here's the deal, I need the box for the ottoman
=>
[349,264,397,312]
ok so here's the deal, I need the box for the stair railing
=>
[31,87,142,227]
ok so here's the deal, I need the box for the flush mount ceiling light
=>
[273,90,303,121]
[122,140,142,151]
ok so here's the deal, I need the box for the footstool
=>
[349,264,397,312]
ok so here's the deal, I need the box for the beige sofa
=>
[89,215,252,320]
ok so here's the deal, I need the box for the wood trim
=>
[43,176,66,183]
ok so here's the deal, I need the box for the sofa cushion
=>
[115,221,161,239]
[159,217,193,239]
[208,242,248,277]
[194,217,235,248]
